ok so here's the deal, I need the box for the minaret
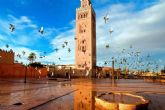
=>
[75,0,96,77]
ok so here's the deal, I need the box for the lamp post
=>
[53,63,56,78]
[107,57,115,84]
[112,57,115,84]
[164,65,165,74]
[24,64,27,83]
[69,67,72,81]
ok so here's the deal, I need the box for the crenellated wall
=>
[0,49,14,64]
[0,63,48,78]
[0,49,48,78]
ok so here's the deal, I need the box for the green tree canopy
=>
[28,52,36,63]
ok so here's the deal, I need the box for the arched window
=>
[82,39,85,44]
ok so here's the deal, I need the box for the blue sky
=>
[0,0,165,71]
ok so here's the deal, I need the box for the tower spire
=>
[80,0,91,8]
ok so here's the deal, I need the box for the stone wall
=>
[0,63,48,78]
[0,49,14,64]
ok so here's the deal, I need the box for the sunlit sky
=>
[0,0,165,71]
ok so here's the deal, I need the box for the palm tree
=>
[28,52,37,63]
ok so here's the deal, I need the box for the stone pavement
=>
[0,78,165,110]
[0,78,75,110]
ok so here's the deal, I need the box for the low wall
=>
[0,63,48,78]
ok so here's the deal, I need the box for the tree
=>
[29,62,43,68]
[28,52,36,63]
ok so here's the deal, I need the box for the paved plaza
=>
[0,78,165,110]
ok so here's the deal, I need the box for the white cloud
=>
[95,1,165,63]
[0,45,40,64]
[20,16,31,23]
[8,15,37,29]
[43,28,75,65]
[0,15,39,46]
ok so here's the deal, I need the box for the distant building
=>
[161,69,165,75]
[47,64,89,78]
[96,66,121,78]
[75,0,96,77]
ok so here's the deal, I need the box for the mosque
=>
[48,0,120,78]
[0,0,120,79]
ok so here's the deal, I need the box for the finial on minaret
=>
[80,0,91,8]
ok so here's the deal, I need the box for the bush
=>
[28,62,44,68]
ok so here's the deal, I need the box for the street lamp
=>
[106,57,115,83]
[24,64,27,83]
[53,63,56,78]
[69,67,72,81]
[112,57,115,84]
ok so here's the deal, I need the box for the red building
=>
[0,49,47,78]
